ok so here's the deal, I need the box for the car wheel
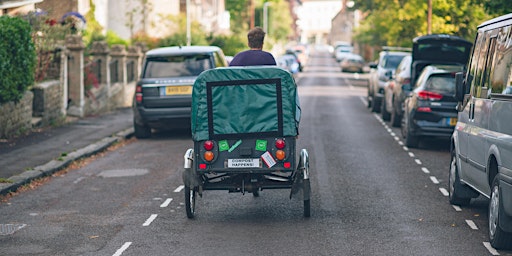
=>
[134,120,151,139]
[489,176,512,249]
[367,91,373,108]
[390,100,401,127]
[381,97,391,121]
[448,150,473,206]
[403,115,419,148]
[371,97,380,113]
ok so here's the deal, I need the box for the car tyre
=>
[371,97,380,113]
[448,150,473,206]
[134,120,151,139]
[402,114,419,148]
[381,97,391,121]
[489,176,512,249]
[390,100,401,127]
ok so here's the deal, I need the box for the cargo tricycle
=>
[182,66,310,218]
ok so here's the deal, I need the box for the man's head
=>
[247,27,265,49]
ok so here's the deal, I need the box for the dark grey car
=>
[132,46,228,138]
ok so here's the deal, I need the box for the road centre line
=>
[430,176,440,184]
[483,242,500,255]
[408,152,415,157]
[439,188,449,196]
[174,185,184,193]
[415,159,422,165]
[143,214,158,227]
[465,219,478,230]
[160,198,173,208]
[421,167,430,174]
[113,242,132,256]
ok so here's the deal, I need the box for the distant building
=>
[295,0,342,45]
[0,0,43,16]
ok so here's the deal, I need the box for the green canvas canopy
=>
[191,66,301,141]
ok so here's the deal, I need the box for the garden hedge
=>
[0,16,36,104]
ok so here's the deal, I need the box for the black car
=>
[132,46,228,138]
[401,64,463,148]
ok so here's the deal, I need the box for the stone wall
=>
[0,91,33,139]
[32,80,64,126]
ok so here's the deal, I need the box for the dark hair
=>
[247,27,265,49]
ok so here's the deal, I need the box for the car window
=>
[426,74,456,94]
[383,55,406,69]
[143,54,213,78]
[489,24,512,96]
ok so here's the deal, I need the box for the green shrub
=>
[0,16,36,104]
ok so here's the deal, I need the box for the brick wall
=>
[36,0,78,21]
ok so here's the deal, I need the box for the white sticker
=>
[261,151,276,168]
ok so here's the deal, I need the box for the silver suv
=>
[449,13,512,250]
[368,49,410,112]
[132,46,228,138]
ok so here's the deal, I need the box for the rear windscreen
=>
[207,79,283,139]
[383,55,406,69]
[426,74,456,94]
[143,54,212,78]
[415,43,471,63]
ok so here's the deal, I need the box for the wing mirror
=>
[454,72,465,102]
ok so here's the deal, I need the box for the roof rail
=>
[382,46,412,52]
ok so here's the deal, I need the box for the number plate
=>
[165,86,192,95]
[227,159,261,168]
[449,117,458,126]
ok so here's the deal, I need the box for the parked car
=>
[277,54,300,75]
[340,53,365,73]
[449,13,512,250]
[383,34,472,127]
[132,46,228,138]
[381,55,412,125]
[401,64,464,148]
[368,49,410,112]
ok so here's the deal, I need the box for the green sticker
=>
[255,139,267,151]
[228,140,242,152]
[218,140,229,151]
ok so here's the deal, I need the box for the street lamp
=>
[263,2,272,34]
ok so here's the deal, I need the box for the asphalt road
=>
[0,48,510,256]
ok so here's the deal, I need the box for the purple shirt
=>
[229,50,277,66]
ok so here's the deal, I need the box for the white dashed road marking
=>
[174,185,184,193]
[113,242,132,256]
[430,176,440,184]
[483,242,500,255]
[421,167,430,174]
[160,198,173,208]
[439,188,449,196]
[452,205,462,212]
[143,214,158,227]
[466,220,478,230]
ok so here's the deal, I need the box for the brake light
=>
[418,91,443,100]
[275,150,286,161]
[417,107,432,112]
[199,163,207,169]
[284,162,291,168]
[388,81,395,90]
[204,151,214,162]
[135,85,143,103]
[203,140,214,151]
[275,139,285,149]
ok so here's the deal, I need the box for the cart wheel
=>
[252,190,260,197]
[184,186,196,219]
[303,179,311,218]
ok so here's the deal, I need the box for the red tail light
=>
[135,85,143,103]
[203,140,214,150]
[418,91,443,100]
[275,139,285,149]
[417,107,432,112]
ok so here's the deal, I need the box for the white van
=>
[450,13,512,249]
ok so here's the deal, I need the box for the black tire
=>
[390,100,401,127]
[303,179,311,218]
[367,92,373,108]
[371,97,380,113]
[402,115,419,148]
[253,190,260,197]
[489,176,512,249]
[185,186,196,219]
[134,120,151,139]
[381,97,391,121]
[448,151,472,206]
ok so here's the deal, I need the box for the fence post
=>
[127,45,143,82]
[65,35,85,117]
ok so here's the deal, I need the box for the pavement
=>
[0,107,134,196]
